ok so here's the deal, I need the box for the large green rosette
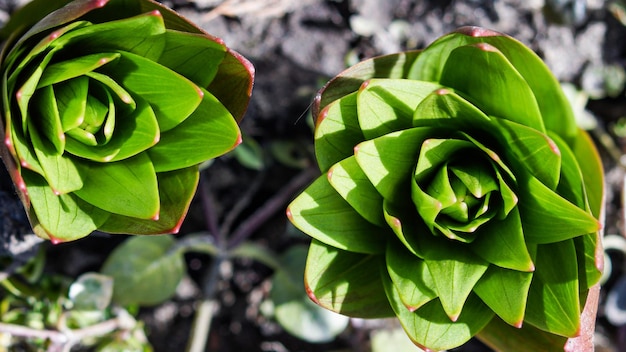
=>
[287,26,604,351]
[0,0,254,242]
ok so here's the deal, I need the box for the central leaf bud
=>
[411,138,505,243]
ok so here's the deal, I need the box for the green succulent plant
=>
[287,26,604,351]
[0,0,254,242]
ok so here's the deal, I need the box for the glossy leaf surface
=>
[0,0,253,241]
[288,26,604,351]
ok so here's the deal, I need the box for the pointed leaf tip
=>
[456,26,502,37]
[232,132,243,150]
[390,216,401,230]
[474,42,499,52]
[305,282,322,305]
[167,214,186,234]
[49,234,64,245]
[195,86,204,98]
[359,80,370,91]
[326,167,334,182]
[315,105,329,130]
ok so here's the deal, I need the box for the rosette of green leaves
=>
[0,0,253,242]
[287,27,604,351]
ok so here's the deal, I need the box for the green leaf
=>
[4,0,101,49]
[31,85,65,154]
[68,272,114,311]
[574,232,602,291]
[469,207,535,272]
[50,10,167,61]
[101,235,185,306]
[382,198,429,258]
[85,71,135,109]
[491,117,561,191]
[287,175,388,255]
[98,166,199,235]
[158,30,226,87]
[16,49,57,128]
[73,152,159,219]
[548,132,602,289]
[75,94,107,137]
[439,43,545,133]
[385,240,437,311]
[517,174,600,244]
[228,242,281,270]
[408,27,577,142]
[5,20,85,92]
[304,240,394,318]
[422,242,489,321]
[64,96,159,162]
[315,51,421,113]
[570,129,604,219]
[7,121,44,175]
[206,47,254,122]
[55,76,89,131]
[37,52,121,87]
[371,328,423,352]
[524,241,581,337]
[100,50,203,132]
[478,315,567,351]
[412,139,474,209]
[412,86,491,128]
[270,245,349,343]
[28,120,83,194]
[148,88,240,172]
[355,127,434,201]
[327,156,385,226]
[410,171,447,235]
[382,272,494,351]
[473,265,532,328]
[356,79,441,139]
[314,92,364,172]
[22,170,109,241]
[269,140,310,169]
[450,160,499,198]
[231,133,265,170]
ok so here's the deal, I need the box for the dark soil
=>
[2,0,626,351]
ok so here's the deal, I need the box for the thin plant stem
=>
[0,313,130,352]
[220,168,267,237]
[199,176,222,244]
[185,165,318,352]
[185,252,224,352]
[227,166,318,250]
[186,171,231,352]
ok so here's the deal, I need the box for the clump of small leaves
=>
[0,0,254,242]
[287,26,604,351]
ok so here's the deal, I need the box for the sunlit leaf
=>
[287,175,388,255]
[270,245,350,343]
[525,241,581,337]
[304,240,394,318]
[73,153,159,219]
[148,88,240,172]
[288,26,604,351]
[382,272,494,351]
